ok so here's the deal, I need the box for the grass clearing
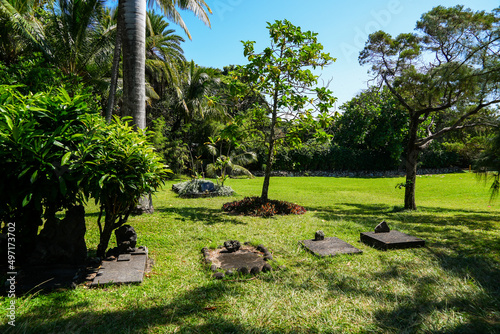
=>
[1,172,500,333]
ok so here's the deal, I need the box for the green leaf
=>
[22,193,32,207]
[61,151,72,166]
[30,170,38,184]
[99,174,109,189]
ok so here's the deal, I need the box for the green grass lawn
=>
[2,172,500,333]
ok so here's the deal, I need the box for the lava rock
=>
[315,230,325,241]
[238,266,249,275]
[201,247,208,253]
[374,220,390,233]
[264,252,273,261]
[223,240,241,253]
[262,263,272,272]
[210,264,218,272]
[250,266,261,274]
[256,244,267,252]
[213,272,225,279]
[225,270,234,276]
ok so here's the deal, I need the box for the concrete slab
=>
[91,247,148,286]
[300,237,363,257]
[360,231,425,250]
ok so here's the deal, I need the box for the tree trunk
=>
[121,0,146,130]
[96,214,116,258]
[261,137,275,201]
[261,79,281,202]
[404,117,420,210]
[105,5,123,123]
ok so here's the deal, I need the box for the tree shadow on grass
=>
[3,282,288,334]
[155,207,247,226]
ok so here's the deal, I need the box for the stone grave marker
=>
[360,221,425,250]
[91,247,148,286]
[300,231,363,257]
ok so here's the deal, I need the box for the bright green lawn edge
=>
[1,173,499,333]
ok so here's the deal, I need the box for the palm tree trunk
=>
[121,0,146,129]
[105,5,123,123]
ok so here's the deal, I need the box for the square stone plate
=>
[360,231,425,250]
[300,237,363,257]
[91,248,148,286]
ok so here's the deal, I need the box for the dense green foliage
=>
[0,85,169,258]
[0,85,100,260]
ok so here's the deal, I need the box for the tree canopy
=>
[360,5,500,210]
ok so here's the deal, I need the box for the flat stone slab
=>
[91,248,148,286]
[360,231,425,250]
[300,237,363,257]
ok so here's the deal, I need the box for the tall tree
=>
[46,0,113,77]
[237,19,336,201]
[359,5,500,210]
[120,0,147,129]
[107,0,211,123]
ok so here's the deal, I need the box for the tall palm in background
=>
[45,0,114,76]
[0,0,49,63]
[145,11,185,101]
[107,0,211,125]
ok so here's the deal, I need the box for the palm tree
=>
[175,60,224,124]
[45,0,114,76]
[107,0,211,125]
[145,11,185,100]
[0,0,49,63]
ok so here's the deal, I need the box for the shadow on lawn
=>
[155,206,247,225]
[3,282,286,334]
[303,202,500,333]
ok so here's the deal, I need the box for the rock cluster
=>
[223,240,241,253]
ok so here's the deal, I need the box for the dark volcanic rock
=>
[315,230,325,241]
[374,221,390,233]
[262,263,272,272]
[214,272,225,279]
[250,266,261,274]
[224,240,241,253]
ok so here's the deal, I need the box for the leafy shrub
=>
[0,85,99,261]
[172,179,234,198]
[76,116,170,257]
[222,197,306,217]
[0,85,169,260]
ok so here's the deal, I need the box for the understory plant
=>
[76,116,170,257]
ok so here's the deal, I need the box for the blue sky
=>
[170,0,499,108]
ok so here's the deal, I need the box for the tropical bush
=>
[0,85,169,260]
[0,85,99,261]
